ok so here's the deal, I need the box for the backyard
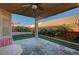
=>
[12,21,79,53]
[38,24,79,44]
[12,32,79,51]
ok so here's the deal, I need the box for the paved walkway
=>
[14,37,79,55]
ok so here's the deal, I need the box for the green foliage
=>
[57,24,71,33]
[39,28,47,35]
[69,35,79,42]
[39,24,72,37]
[47,28,57,36]
[17,26,30,32]
[39,28,57,36]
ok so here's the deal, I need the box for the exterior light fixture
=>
[32,5,38,10]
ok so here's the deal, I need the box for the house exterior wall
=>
[0,8,13,47]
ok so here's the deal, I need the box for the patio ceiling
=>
[0,3,78,19]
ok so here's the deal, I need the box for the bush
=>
[17,26,30,32]
[38,24,72,38]
[69,35,79,42]
[47,28,57,36]
[39,28,57,37]
[56,24,72,34]
[39,28,48,35]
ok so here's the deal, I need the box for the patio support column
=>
[35,18,39,38]
[31,5,39,39]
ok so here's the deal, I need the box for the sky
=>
[12,8,79,26]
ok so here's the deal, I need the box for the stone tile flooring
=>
[14,37,79,55]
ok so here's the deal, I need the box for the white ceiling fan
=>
[22,4,38,10]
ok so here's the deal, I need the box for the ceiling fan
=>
[22,4,43,10]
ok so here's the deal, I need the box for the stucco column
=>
[0,8,13,47]
[35,18,39,38]
[31,5,39,38]
[0,8,22,55]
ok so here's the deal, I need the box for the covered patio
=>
[0,3,79,55]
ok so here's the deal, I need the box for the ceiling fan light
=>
[32,5,37,10]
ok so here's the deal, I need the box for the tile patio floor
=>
[14,37,79,55]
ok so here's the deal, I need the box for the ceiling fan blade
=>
[22,4,31,7]
[22,4,43,11]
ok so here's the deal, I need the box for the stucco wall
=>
[0,8,13,47]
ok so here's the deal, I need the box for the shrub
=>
[69,35,79,42]
[39,28,57,37]
[39,28,47,35]
[17,26,30,32]
[56,24,72,34]
[47,28,57,36]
